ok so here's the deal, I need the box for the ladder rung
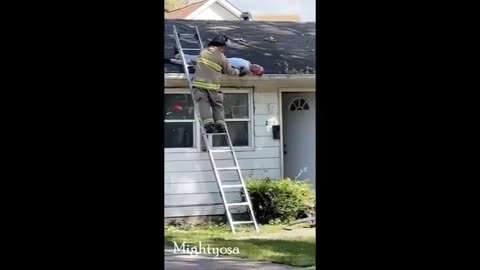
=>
[179,33,196,36]
[182,48,201,51]
[232,221,254,225]
[217,167,238,171]
[186,65,195,68]
[222,184,243,188]
[210,149,231,153]
[207,133,226,136]
[227,202,249,206]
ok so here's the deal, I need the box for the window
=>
[164,89,253,151]
[164,93,196,148]
[289,98,310,111]
[213,92,251,147]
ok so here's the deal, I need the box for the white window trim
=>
[164,88,255,153]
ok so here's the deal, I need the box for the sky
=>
[228,0,315,22]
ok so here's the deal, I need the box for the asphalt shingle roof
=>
[164,19,316,74]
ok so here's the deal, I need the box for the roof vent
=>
[240,12,252,21]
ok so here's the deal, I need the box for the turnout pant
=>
[193,87,225,127]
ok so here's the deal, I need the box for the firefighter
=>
[192,35,247,134]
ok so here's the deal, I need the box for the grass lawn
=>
[164,223,316,267]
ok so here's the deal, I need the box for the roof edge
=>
[184,0,211,19]
[217,0,243,17]
[166,0,207,13]
[186,0,242,20]
[164,73,316,80]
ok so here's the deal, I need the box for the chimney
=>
[240,12,252,21]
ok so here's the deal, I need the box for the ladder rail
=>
[194,26,204,49]
[171,25,258,234]
[172,25,207,148]
[205,143,237,233]
[172,26,194,95]
[224,126,260,232]
[173,25,237,233]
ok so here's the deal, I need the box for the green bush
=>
[246,178,315,224]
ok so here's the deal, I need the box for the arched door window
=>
[289,98,310,111]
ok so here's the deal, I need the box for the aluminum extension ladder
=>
[172,25,259,233]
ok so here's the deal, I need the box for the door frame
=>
[278,88,316,179]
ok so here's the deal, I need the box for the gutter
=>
[164,73,316,81]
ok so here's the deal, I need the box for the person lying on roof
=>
[168,47,264,76]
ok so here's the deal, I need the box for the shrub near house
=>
[246,178,315,224]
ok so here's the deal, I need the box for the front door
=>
[282,92,316,187]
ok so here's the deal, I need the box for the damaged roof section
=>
[164,19,316,75]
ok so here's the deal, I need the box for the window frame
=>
[164,89,199,152]
[164,88,255,153]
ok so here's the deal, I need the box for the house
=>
[165,0,244,21]
[254,14,301,22]
[164,19,316,220]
